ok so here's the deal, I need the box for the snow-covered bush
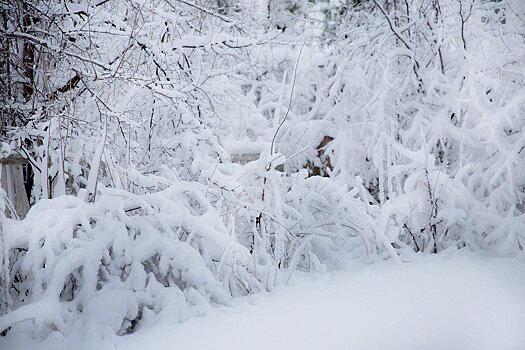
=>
[262,0,525,253]
[0,183,260,336]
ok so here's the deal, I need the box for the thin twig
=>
[270,43,305,158]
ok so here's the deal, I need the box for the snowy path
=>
[5,255,525,350]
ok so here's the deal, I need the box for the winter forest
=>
[0,0,524,349]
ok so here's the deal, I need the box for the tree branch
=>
[1,31,111,71]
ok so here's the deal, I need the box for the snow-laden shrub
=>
[0,164,382,338]
[0,183,261,337]
[229,152,398,286]
[260,0,525,254]
[284,174,385,265]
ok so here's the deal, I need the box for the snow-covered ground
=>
[3,254,525,350]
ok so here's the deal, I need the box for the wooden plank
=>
[231,153,260,165]
[0,162,30,219]
[12,163,30,218]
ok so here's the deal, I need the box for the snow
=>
[223,139,269,156]
[2,0,525,347]
[3,254,524,350]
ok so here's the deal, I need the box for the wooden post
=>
[0,155,31,219]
